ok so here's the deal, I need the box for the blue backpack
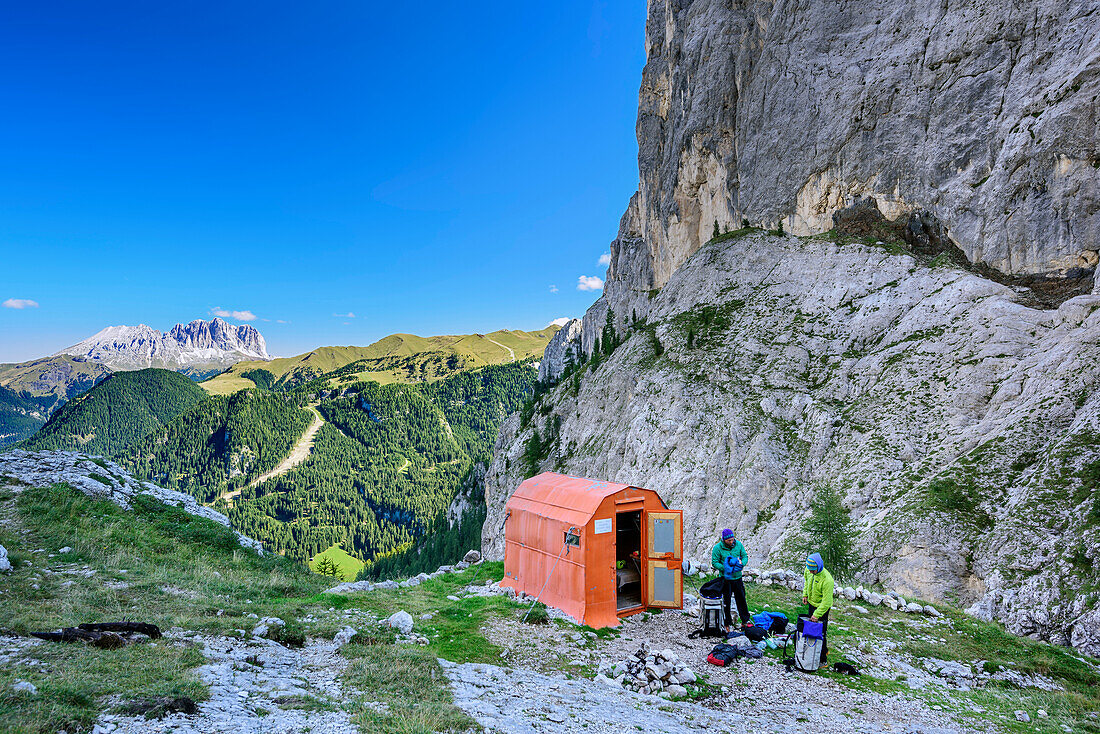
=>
[752,611,789,633]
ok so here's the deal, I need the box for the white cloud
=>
[2,298,39,309]
[549,285,559,293]
[212,307,257,321]
[276,319,289,324]
[549,317,571,327]
[577,275,604,292]
[598,253,612,266]
[334,312,356,318]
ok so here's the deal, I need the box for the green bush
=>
[269,620,306,648]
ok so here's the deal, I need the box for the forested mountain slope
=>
[0,387,56,448]
[225,361,535,564]
[121,390,315,504]
[20,369,206,455]
[0,356,111,447]
[87,359,538,567]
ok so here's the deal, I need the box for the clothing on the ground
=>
[720,577,749,627]
[803,566,835,616]
[808,604,830,663]
[711,539,748,581]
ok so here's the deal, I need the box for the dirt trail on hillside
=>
[217,404,323,508]
[485,337,515,361]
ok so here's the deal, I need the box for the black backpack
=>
[744,625,768,642]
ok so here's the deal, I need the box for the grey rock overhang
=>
[612,0,1099,300]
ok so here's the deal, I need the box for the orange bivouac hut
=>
[500,472,683,628]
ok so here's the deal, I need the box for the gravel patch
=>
[481,608,980,733]
[100,631,366,734]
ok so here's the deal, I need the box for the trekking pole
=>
[522,526,576,622]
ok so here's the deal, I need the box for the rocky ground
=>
[1,632,365,734]
[478,603,978,734]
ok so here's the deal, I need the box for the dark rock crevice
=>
[832,198,1095,309]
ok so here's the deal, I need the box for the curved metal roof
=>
[506,472,658,526]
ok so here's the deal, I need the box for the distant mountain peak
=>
[56,318,269,372]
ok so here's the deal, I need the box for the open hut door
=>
[643,510,682,609]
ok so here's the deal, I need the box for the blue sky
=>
[0,1,645,362]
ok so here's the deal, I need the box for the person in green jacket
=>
[711,529,750,633]
[802,552,834,663]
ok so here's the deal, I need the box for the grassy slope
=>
[0,476,512,733]
[201,327,559,395]
[19,369,207,455]
[2,473,1099,733]
[309,543,366,581]
[0,478,326,733]
[0,356,111,401]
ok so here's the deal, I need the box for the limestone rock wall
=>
[485,233,1100,655]
[612,0,1099,301]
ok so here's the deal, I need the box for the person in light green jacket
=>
[802,552,834,663]
[711,529,749,633]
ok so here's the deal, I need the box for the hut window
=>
[652,518,675,554]
[653,566,676,603]
[564,529,580,547]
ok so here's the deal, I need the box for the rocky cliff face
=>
[57,318,270,372]
[484,232,1100,655]
[537,319,583,384]
[481,0,1100,654]
[609,0,1098,306]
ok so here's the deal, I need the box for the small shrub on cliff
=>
[523,430,543,478]
[648,328,664,357]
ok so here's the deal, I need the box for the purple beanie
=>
[721,528,735,540]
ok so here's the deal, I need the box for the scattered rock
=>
[324,580,374,594]
[11,680,36,695]
[251,617,285,639]
[333,626,357,649]
[383,611,414,635]
[1015,710,1031,723]
[0,545,10,573]
[117,696,198,719]
[463,550,482,564]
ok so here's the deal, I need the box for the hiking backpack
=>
[689,578,726,639]
[782,614,825,672]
